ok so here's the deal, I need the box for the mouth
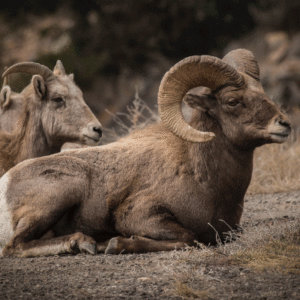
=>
[270,132,290,143]
[83,135,101,145]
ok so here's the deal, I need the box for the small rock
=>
[137,277,151,282]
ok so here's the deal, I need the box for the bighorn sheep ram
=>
[0,49,291,257]
[0,61,102,177]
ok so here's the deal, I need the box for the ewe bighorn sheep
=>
[0,49,291,257]
[0,61,102,177]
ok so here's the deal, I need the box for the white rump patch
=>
[0,173,13,252]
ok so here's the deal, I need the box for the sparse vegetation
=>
[163,219,300,298]
[228,220,300,274]
[101,90,160,144]
[241,223,300,272]
[173,279,210,299]
[248,139,300,194]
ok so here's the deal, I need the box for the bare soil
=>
[1,191,300,300]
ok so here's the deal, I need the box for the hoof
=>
[105,237,125,255]
[2,246,12,257]
[69,233,97,255]
[79,242,97,255]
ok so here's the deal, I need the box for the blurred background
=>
[1,0,300,129]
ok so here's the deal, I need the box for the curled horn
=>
[158,55,245,143]
[223,49,260,82]
[2,62,54,82]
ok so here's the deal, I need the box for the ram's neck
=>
[188,111,254,196]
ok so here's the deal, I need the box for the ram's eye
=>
[228,99,239,106]
[52,97,64,103]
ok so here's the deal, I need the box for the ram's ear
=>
[32,75,47,100]
[183,88,216,112]
[0,86,12,109]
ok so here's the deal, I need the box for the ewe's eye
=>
[52,97,64,103]
[227,99,239,106]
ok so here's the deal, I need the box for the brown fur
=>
[0,86,24,133]
[0,62,102,177]
[1,54,291,257]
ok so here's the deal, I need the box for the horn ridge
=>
[223,49,260,81]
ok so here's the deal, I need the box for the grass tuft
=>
[226,220,300,274]
[173,279,210,299]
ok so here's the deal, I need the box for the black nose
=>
[93,126,102,137]
[279,119,291,130]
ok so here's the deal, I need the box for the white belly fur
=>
[0,173,13,251]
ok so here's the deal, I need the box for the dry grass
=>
[248,138,300,194]
[231,240,300,274]
[164,219,300,298]
[101,90,160,144]
[172,279,210,299]
[161,218,300,299]
[214,218,300,273]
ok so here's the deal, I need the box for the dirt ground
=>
[1,191,300,300]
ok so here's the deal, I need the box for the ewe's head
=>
[2,61,102,147]
[158,49,291,150]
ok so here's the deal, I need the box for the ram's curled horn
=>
[158,55,245,143]
[223,49,260,82]
[2,62,54,82]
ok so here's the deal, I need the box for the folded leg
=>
[3,232,97,257]
[2,159,92,257]
[105,219,197,254]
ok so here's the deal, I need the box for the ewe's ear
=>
[184,88,217,111]
[32,75,47,99]
[0,86,12,109]
[53,60,66,76]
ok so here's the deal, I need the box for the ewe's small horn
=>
[223,49,260,82]
[158,55,244,143]
[53,60,66,76]
[2,62,54,81]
